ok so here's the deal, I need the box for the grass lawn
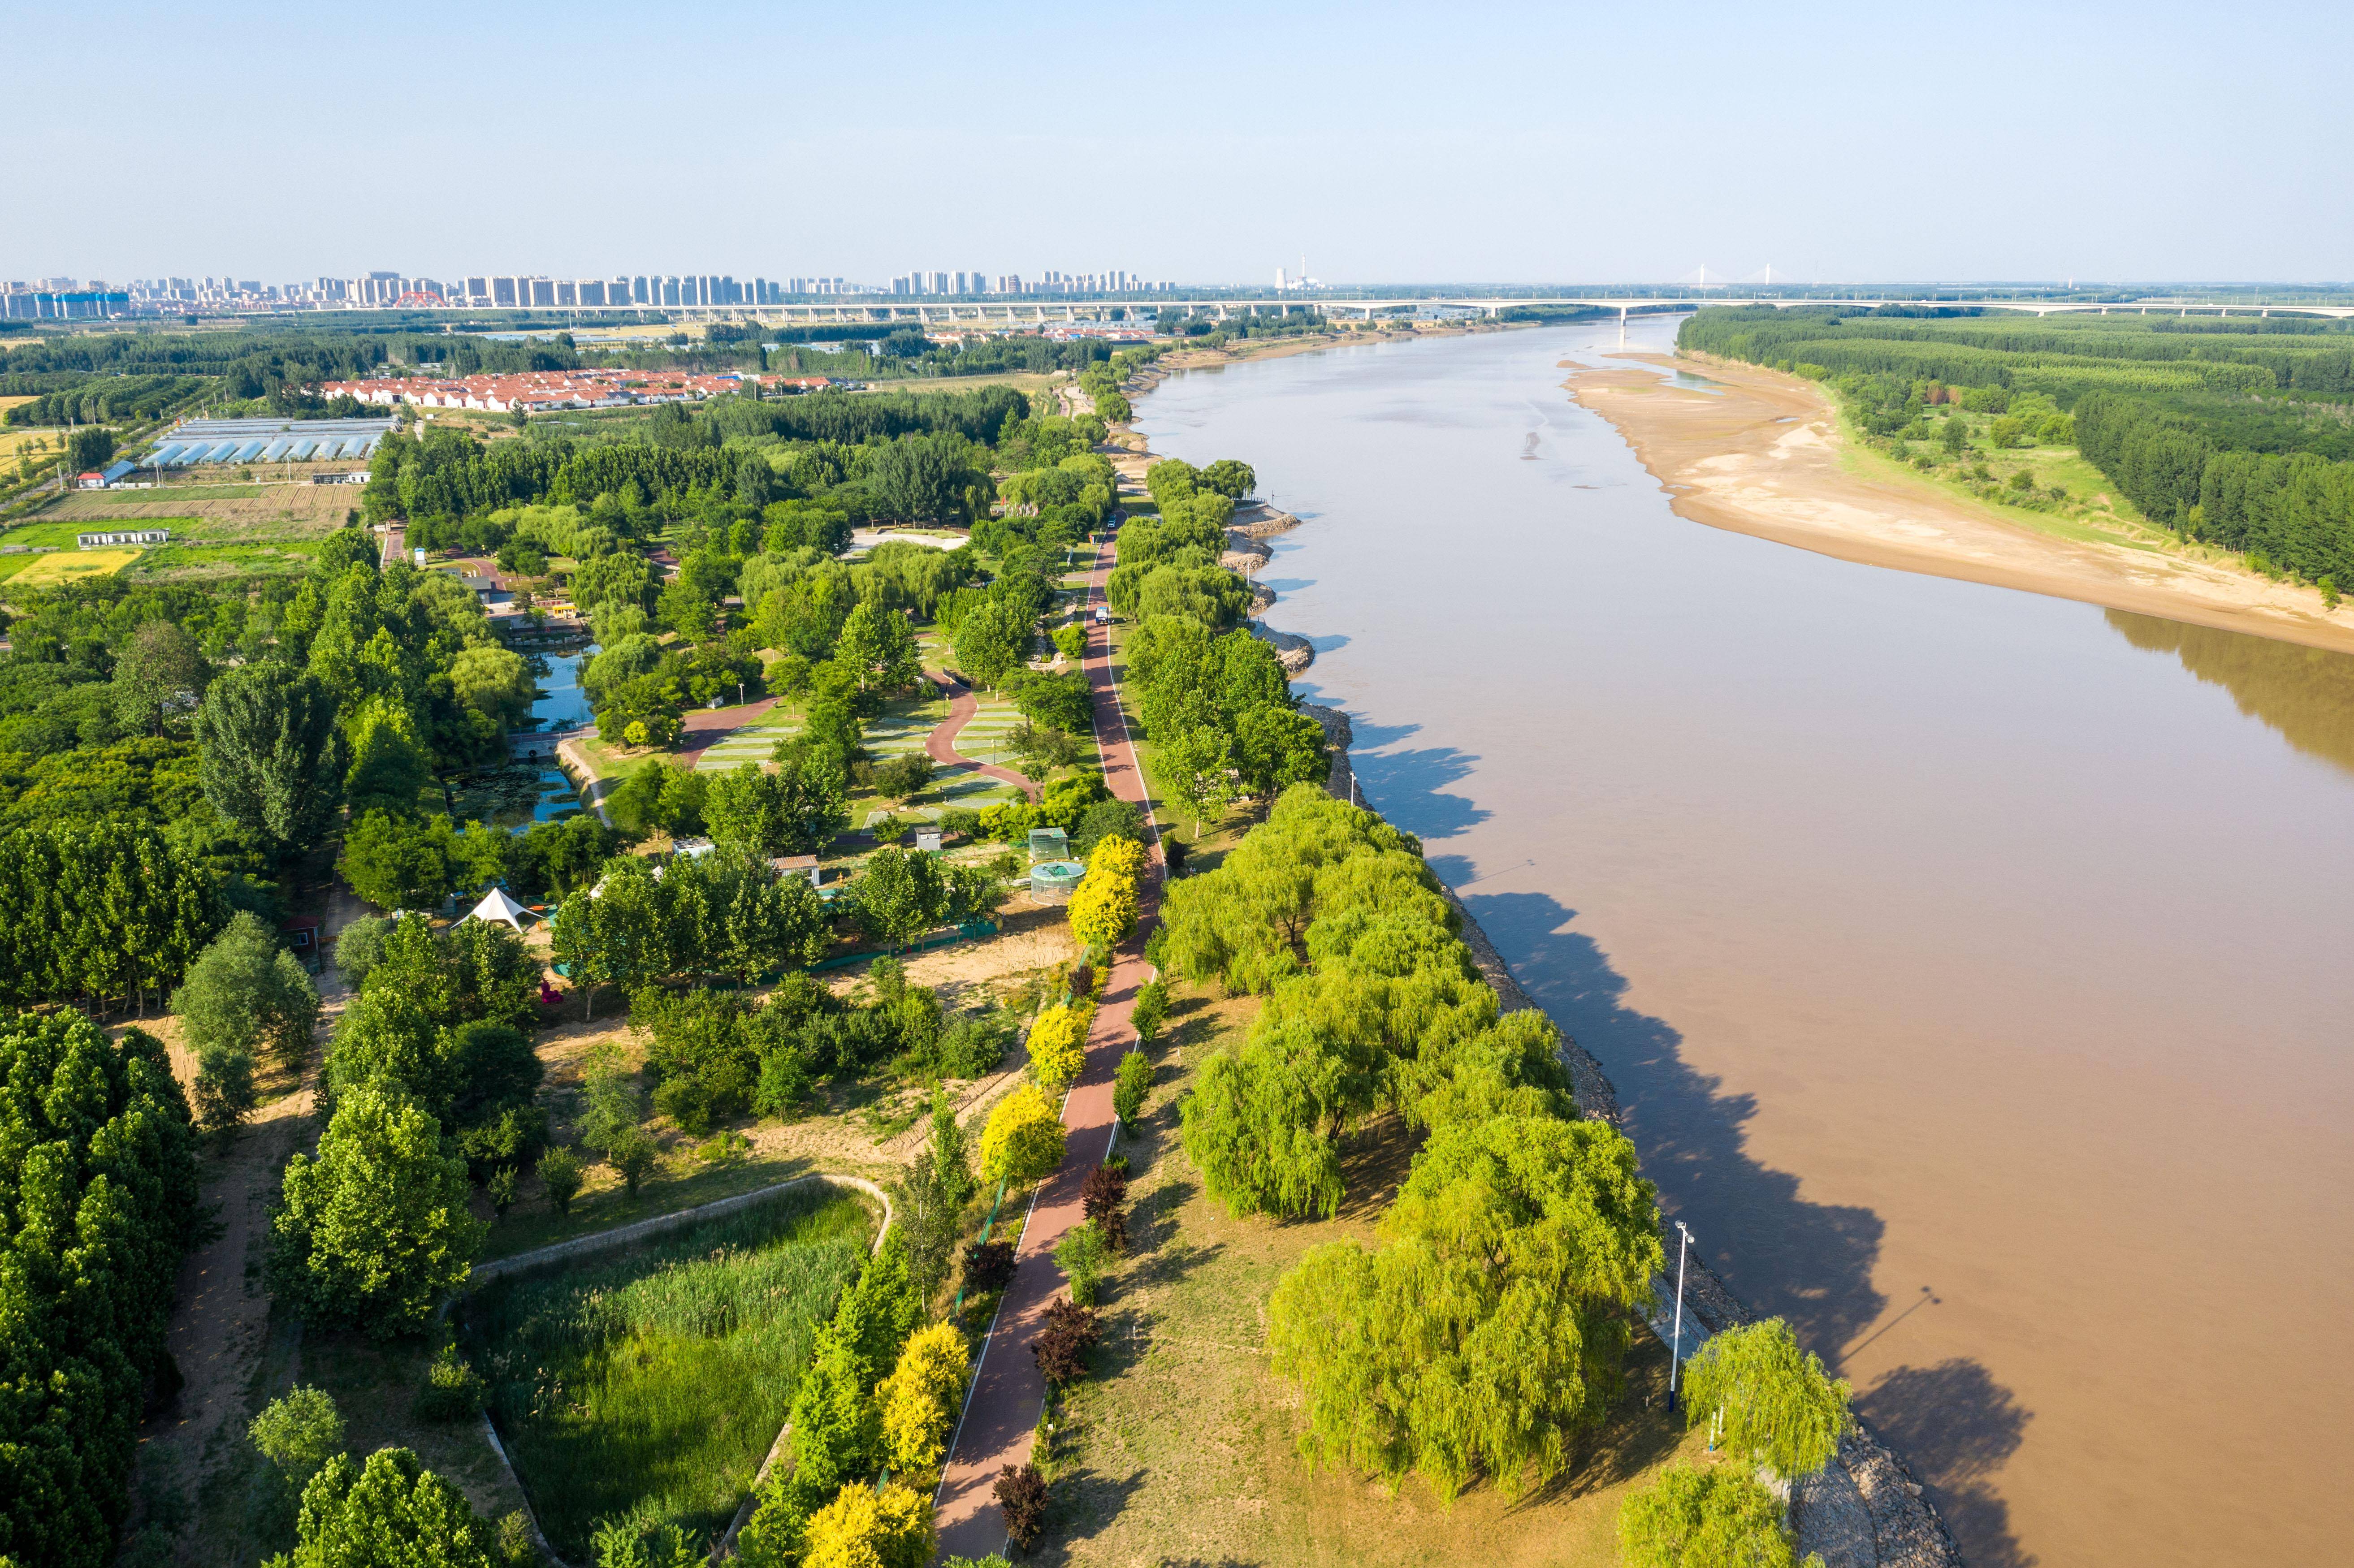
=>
[459,1187,876,1557]
[1036,989,1707,1566]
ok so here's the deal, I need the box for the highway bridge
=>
[622,294,2354,328]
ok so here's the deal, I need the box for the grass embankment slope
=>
[1566,351,2354,655]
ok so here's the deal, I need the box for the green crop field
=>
[458,1187,875,1557]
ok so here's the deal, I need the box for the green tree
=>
[1618,1464,1817,1568]
[269,1084,486,1338]
[174,909,320,1076]
[1160,726,1233,838]
[537,1145,585,1214]
[852,846,948,949]
[1682,1318,1853,1479]
[1266,1112,1662,1501]
[197,664,348,857]
[1939,415,1968,456]
[113,620,209,736]
[835,600,923,694]
[1129,978,1168,1044]
[1054,1219,1110,1306]
[950,596,1033,688]
[1198,458,1256,498]
[268,1448,498,1568]
[338,811,458,912]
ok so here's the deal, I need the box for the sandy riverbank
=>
[1566,352,2354,657]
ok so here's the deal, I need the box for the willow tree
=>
[1618,1464,1811,1568]
[1178,1021,1352,1219]
[1267,1111,1662,1501]
[1682,1317,1854,1479]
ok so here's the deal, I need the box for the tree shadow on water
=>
[1349,729,1491,842]
[1444,881,1889,1358]
[1856,1360,2037,1568]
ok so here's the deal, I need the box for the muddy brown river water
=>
[1136,318,2354,1568]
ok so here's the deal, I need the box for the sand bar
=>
[1567,352,2354,656]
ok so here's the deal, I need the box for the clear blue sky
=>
[17,0,2350,286]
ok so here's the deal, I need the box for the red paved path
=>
[674,694,783,768]
[926,676,1041,802]
[932,545,1162,1558]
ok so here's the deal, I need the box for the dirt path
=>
[925,675,1040,802]
[134,973,347,1544]
[931,542,1164,1559]
[1567,351,2354,657]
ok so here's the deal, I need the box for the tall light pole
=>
[1667,1221,1692,1413]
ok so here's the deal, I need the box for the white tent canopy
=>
[464,886,534,929]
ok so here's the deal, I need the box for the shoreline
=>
[1567,350,2354,659]
[1115,347,1964,1567]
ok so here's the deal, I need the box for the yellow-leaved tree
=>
[1026,1003,1091,1089]
[981,1083,1068,1184]
[1067,834,1144,950]
[801,1480,932,1568]
[878,1322,973,1477]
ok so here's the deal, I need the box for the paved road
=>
[927,675,1041,802]
[931,543,1163,1558]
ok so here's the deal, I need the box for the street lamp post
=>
[1667,1221,1692,1413]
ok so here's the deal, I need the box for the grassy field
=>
[459,1188,876,1557]
[0,546,141,586]
[125,541,320,578]
[1837,406,2190,559]
[1037,989,1706,1566]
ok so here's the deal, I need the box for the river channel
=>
[1135,318,2354,1568]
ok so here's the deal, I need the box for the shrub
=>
[961,1239,1016,1295]
[994,1464,1049,1551]
[1030,1296,1099,1386]
[1025,1003,1089,1089]
[936,1010,1010,1078]
[417,1348,485,1421]
[1068,798,1142,860]
[486,1165,520,1218]
[872,753,936,801]
[1127,977,1169,1044]
[980,1084,1067,1184]
[1080,1162,1129,1252]
[1618,1464,1805,1568]
[1112,1048,1151,1124]
[1066,835,1143,950]
[1052,1221,1110,1306]
[250,1385,345,1497]
[610,1129,659,1195]
[538,1145,585,1214]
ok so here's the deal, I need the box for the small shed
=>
[463,886,534,929]
[1028,826,1069,863]
[915,831,942,855]
[672,837,716,861]
[772,854,822,888]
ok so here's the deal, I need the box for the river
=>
[1134,318,2354,1568]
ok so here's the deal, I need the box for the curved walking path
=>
[932,544,1163,1558]
[926,675,1041,802]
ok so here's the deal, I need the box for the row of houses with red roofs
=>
[307,369,837,415]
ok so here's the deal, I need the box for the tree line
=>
[1686,305,2354,596]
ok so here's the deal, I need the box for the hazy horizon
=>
[15,0,2350,285]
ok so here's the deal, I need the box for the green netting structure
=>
[1028,860,1086,904]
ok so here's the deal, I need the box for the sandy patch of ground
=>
[1566,353,2354,656]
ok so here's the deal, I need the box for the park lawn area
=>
[1037,987,1705,1567]
[0,546,141,585]
[458,1188,877,1559]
